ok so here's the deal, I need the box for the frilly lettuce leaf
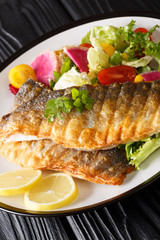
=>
[144,41,160,71]
[125,134,160,169]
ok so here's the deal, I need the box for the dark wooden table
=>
[0,1,160,239]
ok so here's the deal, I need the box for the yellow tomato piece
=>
[122,53,128,61]
[100,43,115,57]
[134,74,144,83]
[8,64,36,89]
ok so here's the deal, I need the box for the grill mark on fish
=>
[94,86,106,143]
[1,80,160,150]
[133,82,153,136]
[121,81,153,141]
[117,82,136,139]
[96,83,121,145]
[107,82,136,145]
[78,85,107,146]
[65,114,87,144]
[136,81,160,135]
[106,83,123,134]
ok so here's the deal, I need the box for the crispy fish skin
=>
[1,80,160,150]
[0,140,133,185]
[11,79,51,112]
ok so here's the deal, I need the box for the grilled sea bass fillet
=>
[11,79,51,112]
[0,80,133,185]
[1,80,160,150]
[0,140,133,185]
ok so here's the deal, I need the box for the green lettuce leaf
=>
[110,50,123,65]
[87,39,109,74]
[122,55,153,68]
[125,134,160,169]
[81,30,91,44]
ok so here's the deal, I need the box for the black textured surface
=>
[0,0,160,239]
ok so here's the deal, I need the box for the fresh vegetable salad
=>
[8,20,160,169]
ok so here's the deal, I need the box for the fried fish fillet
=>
[1,80,160,150]
[0,140,133,185]
[0,80,133,185]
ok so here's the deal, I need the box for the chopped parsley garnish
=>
[44,88,93,121]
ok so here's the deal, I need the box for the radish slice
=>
[31,50,59,86]
[141,70,160,82]
[9,84,19,95]
[64,46,89,73]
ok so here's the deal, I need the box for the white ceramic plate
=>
[0,14,160,216]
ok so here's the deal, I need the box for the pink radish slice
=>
[64,46,89,73]
[9,84,19,95]
[30,50,59,86]
[141,70,160,82]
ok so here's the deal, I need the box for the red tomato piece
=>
[134,27,152,41]
[134,28,148,33]
[98,65,137,85]
[79,43,93,48]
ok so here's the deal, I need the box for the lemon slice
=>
[24,173,78,211]
[0,169,42,196]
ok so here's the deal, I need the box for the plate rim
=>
[0,172,159,217]
[0,11,160,217]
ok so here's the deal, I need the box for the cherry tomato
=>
[134,28,148,33]
[8,64,36,89]
[134,28,152,58]
[79,43,93,48]
[134,27,152,41]
[98,65,137,85]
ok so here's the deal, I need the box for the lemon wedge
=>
[0,169,42,196]
[24,173,78,211]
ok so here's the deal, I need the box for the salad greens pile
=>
[51,20,160,90]
[82,20,160,72]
